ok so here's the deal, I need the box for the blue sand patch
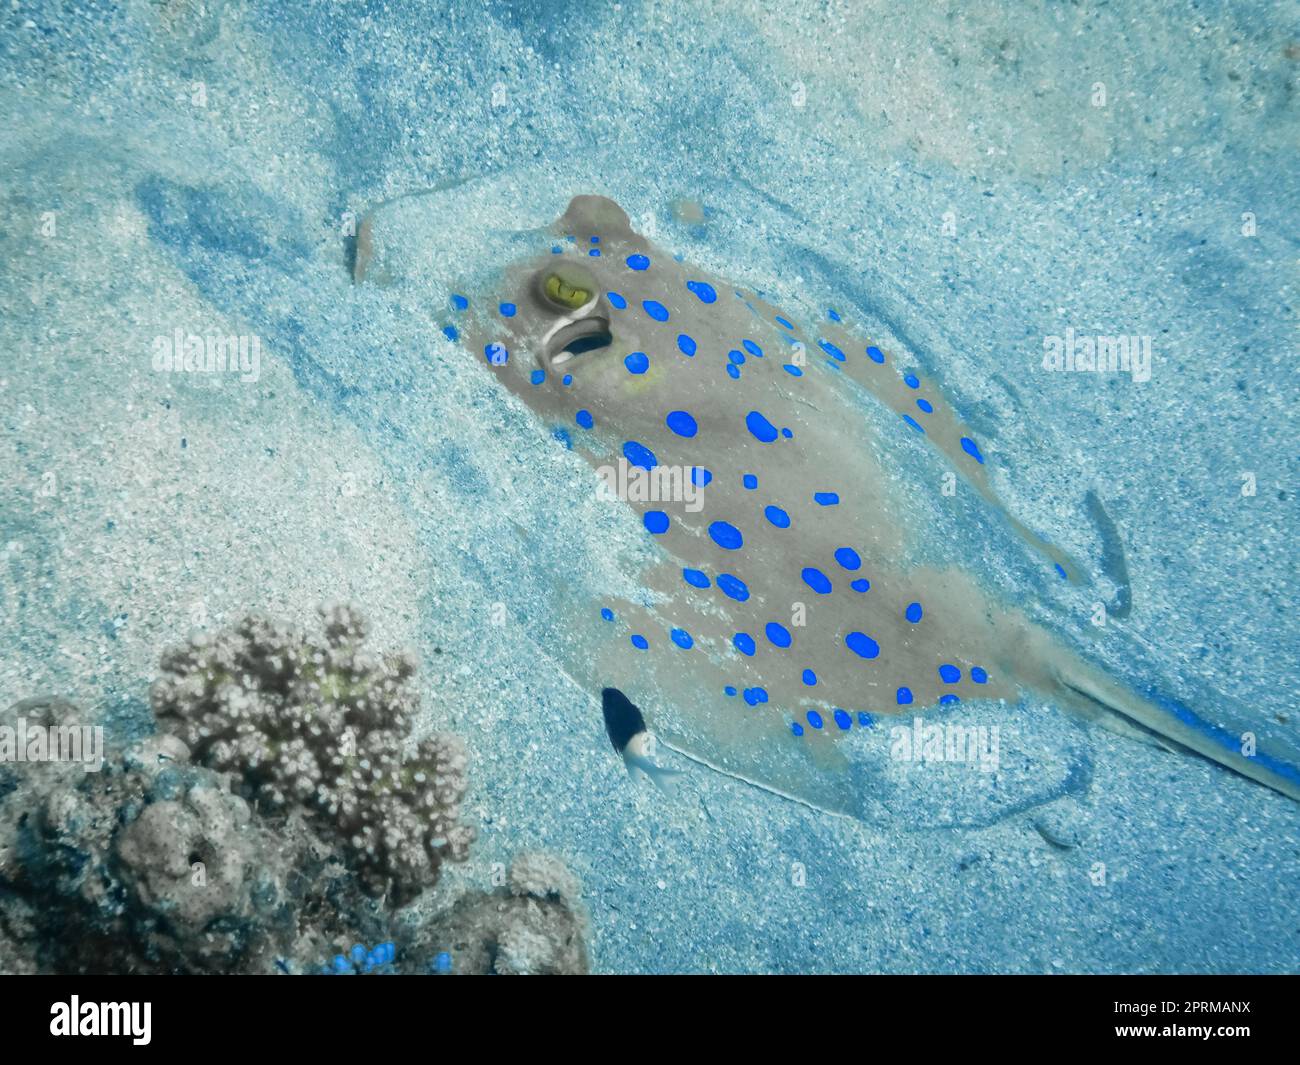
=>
[623,440,657,469]
[709,521,744,549]
[845,632,880,658]
[801,567,833,594]
[764,505,791,528]
[666,410,698,437]
[553,428,572,449]
[717,573,750,601]
[746,411,779,442]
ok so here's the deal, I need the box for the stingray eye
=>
[534,263,599,314]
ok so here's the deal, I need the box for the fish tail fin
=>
[1052,653,1300,803]
[623,751,685,795]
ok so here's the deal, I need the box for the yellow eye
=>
[544,273,591,309]
[535,263,599,312]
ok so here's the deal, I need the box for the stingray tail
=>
[623,751,685,795]
[1051,651,1300,803]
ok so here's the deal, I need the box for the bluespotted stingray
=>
[359,192,1299,816]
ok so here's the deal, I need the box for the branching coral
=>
[150,603,473,905]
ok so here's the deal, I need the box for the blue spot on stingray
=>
[782,364,803,376]
[845,631,880,659]
[833,709,852,730]
[670,628,694,649]
[553,428,572,449]
[626,254,650,271]
[725,685,737,696]
[776,316,794,329]
[916,398,933,413]
[802,668,817,686]
[624,351,649,374]
[806,710,824,729]
[765,622,792,648]
[686,280,717,303]
[588,248,600,257]
[818,339,845,362]
[600,607,614,621]
[902,414,925,434]
[484,342,508,365]
[960,436,985,464]
[643,300,669,321]
[623,440,657,469]
[717,573,750,601]
[903,372,919,388]
[742,339,763,358]
[939,694,960,706]
[607,291,627,309]
[971,666,989,684]
[866,346,885,364]
[814,492,840,506]
[500,302,517,318]
[590,236,599,243]
[833,547,861,570]
[576,409,594,429]
[896,686,913,705]
[939,664,962,684]
[562,374,573,387]
[709,521,744,550]
[790,722,804,737]
[743,687,769,706]
[677,334,697,357]
[764,505,790,529]
[781,427,793,439]
[743,473,758,490]
[1055,563,1068,580]
[801,568,833,595]
[828,308,841,322]
[644,511,670,534]
[905,602,923,623]
[666,410,698,437]
[631,634,649,650]
[726,364,740,380]
[530,369,545,386]
[857,712,874,729]
[691,467,712,488]
[746,411,779,443]
[728,349,745,365]
[551,246,562,254]
[733,632,756,656]
[683,568,710,589]
[851,578,871,592]
[451,294,468,310]
[442,325,459,342]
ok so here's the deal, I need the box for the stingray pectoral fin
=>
[1031,631,1300,803]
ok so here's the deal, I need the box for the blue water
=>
[1,0,1297,972]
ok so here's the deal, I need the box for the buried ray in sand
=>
[358,191,1300,818]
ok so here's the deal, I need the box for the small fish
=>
[602,687,683,794]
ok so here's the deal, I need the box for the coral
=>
[411,853,591,975]
[150,603,473,905]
